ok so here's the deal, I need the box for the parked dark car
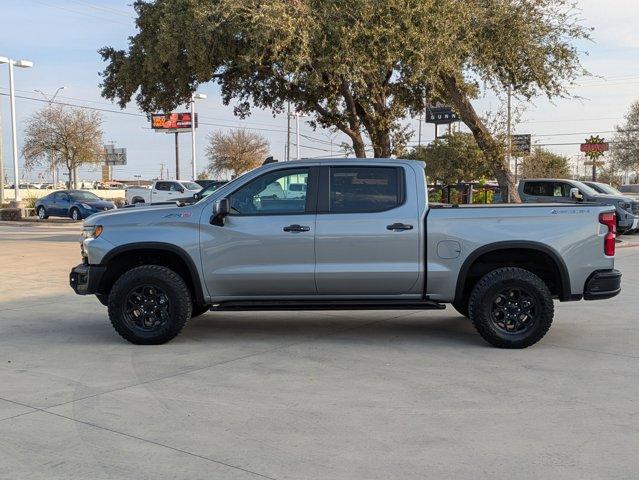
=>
[35,190,116,221]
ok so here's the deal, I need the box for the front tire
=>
[70,208,82,221]
[37,206,48,219]
[108,265,192,345]
[468,267,554,349]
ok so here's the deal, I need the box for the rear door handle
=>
[283,224,311,233]
[387,223,413,231]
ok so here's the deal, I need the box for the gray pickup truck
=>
[519,178,639,233]
[70,159,622,349]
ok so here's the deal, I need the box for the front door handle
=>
[387,223,413,231]
[283,224,310,233]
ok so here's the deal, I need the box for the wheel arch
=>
[98,242,205,305]
[454,241,572,304]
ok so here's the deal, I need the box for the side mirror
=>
[569,187,583,201]
[193,193,200,200]
[179,187,185,193]
[210,198,230,226]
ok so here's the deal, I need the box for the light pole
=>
[190,92,207,180]
[0,56,33,204]
[35,87,65,186]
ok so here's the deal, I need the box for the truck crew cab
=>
[71,159,621,348]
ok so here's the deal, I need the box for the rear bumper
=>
[69,263,106,295]
[584,269,622,300]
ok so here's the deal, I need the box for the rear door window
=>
[328,167,402,213]
[523,181,554,197]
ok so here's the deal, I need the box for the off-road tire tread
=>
[468,267,554,349]
[108,265,192,345]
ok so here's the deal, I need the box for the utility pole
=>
[190,93,207,180]
[286,102,292,161]
[174,132,180,180]
[417,112,422,147]
[506,84,512,174]
[296,113,301,160]
[160,163,165,180]
[35,87,65,185]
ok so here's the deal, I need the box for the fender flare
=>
[454,241,572,302]
[101,242,205,305]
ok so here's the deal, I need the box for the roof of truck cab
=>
[266,158,425,167]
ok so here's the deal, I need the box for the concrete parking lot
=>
[1,221,638,480]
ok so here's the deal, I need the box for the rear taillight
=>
[599,212,616,256]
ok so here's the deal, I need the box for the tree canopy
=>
[520,148,571,179]
[408,132,490,184]
[100,0,589,201]
[22,105,104,188]
[205,129,270,178]
[612,100,639,179]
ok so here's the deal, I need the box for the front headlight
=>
[80,203,93,209]
[82,225,103,239]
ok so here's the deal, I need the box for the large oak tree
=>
[100,0,589,202]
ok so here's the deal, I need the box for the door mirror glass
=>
[211,198,230,226]
[569,187,583,201]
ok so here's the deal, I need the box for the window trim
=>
[225,166,318,217]
[318,165,405,214]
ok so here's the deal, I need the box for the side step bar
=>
[210,299,446,312]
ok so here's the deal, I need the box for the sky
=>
[1,0,639,183]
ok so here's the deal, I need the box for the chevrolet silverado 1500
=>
[70,159,622,348]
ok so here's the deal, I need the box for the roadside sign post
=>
[425,105,460,139]
[151,112,197,180]
[580,135,609,182]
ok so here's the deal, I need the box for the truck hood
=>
[83,202,199,227]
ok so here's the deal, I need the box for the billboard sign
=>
[425,105,459,124]
[104,145,127,165]
[151,112,197,131]
[511,134,531,155]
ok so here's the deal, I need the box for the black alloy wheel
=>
[123,284,171,332]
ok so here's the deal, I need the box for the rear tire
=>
[468,267,554,349]
[108,265,192,345]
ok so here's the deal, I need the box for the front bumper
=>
[69,263,106,295]
[584,269,622,300]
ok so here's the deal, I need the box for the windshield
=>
[572,181,599,197]
[594,183,622,195]
[69,191,101,201]
[198,183,224,199]
[181,181,201,191]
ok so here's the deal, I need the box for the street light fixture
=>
[0,56,34,203]
[190,92,207,180]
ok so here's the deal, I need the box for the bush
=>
[0,208,22,221]
[23,195,39,210]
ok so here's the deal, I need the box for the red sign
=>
[151,112,194,130]
[580,143,609,153]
